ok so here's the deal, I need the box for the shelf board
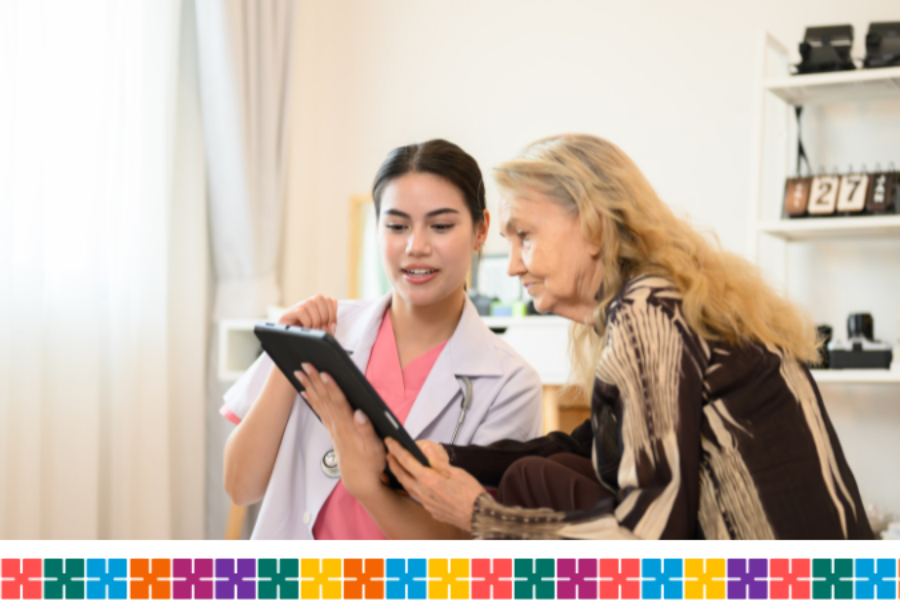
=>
[763,67,900,105]
[757,215,900,241]
[481,315,569,329]
[812,369,900,384]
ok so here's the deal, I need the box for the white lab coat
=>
[223,293,543,539]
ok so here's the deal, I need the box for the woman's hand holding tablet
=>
[253,323,431,471]
[294,365,389,499]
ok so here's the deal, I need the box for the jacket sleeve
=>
[469,298,705,540]
[222,352,278,423]
[446,419,593,487]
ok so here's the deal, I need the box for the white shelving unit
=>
[762,65,900,105]
[749,33,900,385]
[757,214,900,241]
[811,369,900,385]
[218,319,262,383]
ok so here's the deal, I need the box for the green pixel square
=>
[44,559,85,599]
[812,559,853,600]
[259,559,299,599]
[514,559,554,599]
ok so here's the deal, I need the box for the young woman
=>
[303,133,872,540]
[221,139,543,540]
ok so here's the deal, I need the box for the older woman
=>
[300,133,872,540]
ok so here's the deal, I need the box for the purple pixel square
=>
[215,559,257,599]
[728,559,767,599]
[557,559,598,599]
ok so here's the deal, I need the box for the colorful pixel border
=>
[2,558,899,600]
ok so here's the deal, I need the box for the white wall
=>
[282,0,900,518]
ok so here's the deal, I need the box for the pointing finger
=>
[419,441,450,469]
[386,452,419,495]
[327,298,338,335]
[386,438,430,474]
[306,299,324,329]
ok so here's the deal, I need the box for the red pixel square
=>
[770,559,811,599]
[1,559,42,600]
[472,559,512,599]
[599,559,640,599]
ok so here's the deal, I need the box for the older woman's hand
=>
[294,364,387,500]
[385,438,486,532]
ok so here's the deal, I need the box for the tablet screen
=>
[254,323,430,469]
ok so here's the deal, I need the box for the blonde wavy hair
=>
[493,134,819,396]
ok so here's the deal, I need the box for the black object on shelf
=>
[526,300,555,317]
[797,25,856,74]
[847,313,874,341]
[829,347,893,369]
[815,324,833,369]
[468,291,496,317]
[894,171,900,214]
[864,22,900,69]
[828,312,893,369]
[866,171,899,214]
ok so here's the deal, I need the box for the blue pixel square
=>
[385,559,427,600]
[86,559,127,600]
[642,559,683,600]
[855,559,897,600]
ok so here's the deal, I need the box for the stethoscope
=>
[321,375,473,479]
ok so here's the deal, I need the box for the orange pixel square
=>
[130,559,172,599]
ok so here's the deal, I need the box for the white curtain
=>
[194,0,295,538]
[0,0,208,539]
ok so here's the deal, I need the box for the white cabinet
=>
[483,316,583,435]
[218,319,262,383]
[481,316,570,385]
[749,33,900,385]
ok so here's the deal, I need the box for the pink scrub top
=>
[313,310,447,539]
[218,310,448,539]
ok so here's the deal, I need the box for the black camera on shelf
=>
[797,25,856,74]
[864,22,900,69]
[828,313,893,369]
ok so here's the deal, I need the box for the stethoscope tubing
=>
[449,375,473,446]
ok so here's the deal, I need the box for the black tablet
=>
[254,322,430,469]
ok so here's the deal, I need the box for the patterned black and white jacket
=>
[449,276,873,540]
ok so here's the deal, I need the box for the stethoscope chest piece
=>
[321,449,340,478]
